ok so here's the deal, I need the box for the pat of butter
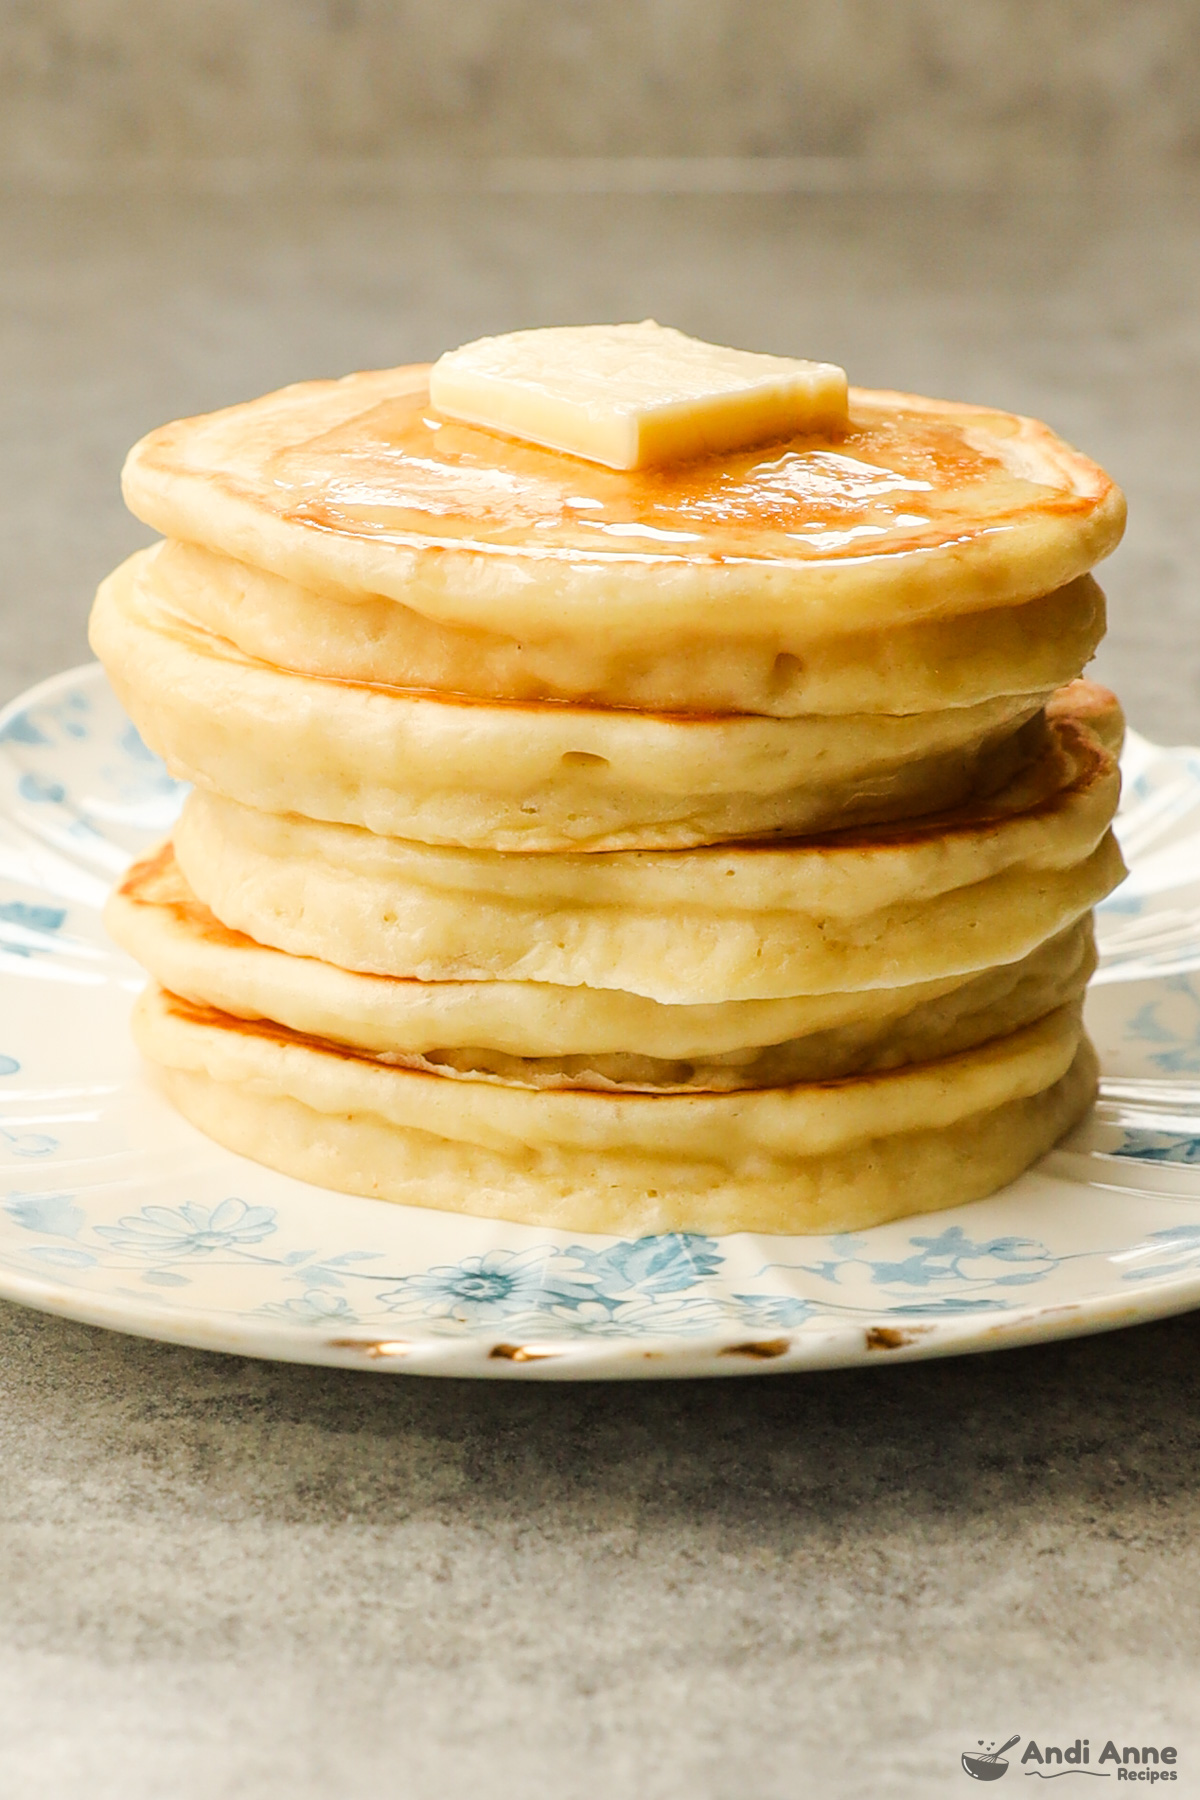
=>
[429,321,848,470]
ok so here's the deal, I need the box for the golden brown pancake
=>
[108,840,1097,1088]
[93,547,1055,851]
[139,536,1108,719]
[134,981,1098,1236]
[169,686,1124,1005]
[121,369,1125,660]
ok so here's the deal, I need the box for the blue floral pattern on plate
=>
[4,664,1200,1378]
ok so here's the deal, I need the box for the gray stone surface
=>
[4,1,1200,173]
[1,184,1200,1796]
[1,1311,1199,1798]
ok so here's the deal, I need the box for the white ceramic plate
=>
[3,664,1200,1379]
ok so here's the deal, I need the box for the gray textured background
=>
[2,8,1200,1798]
[4,0,1200,175]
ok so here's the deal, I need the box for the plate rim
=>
[4,1252,1200,1379]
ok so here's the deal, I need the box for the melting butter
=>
[429,321,848,471]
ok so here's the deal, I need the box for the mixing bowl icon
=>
[962,1734,1020,1779]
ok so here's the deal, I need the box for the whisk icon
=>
[961,1735,1020,1780]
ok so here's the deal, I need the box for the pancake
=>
[121,368,1125,659]
[142,536,1107,719]
[108,842,1096,1088]
[171,689,1124,1005]
[134,983,1097,1235]
[92,550,1049,851]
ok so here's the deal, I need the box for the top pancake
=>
[123,366,1125,648]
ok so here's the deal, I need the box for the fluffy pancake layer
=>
[122,369,1125,655]
[171,690,1123,1005]
[108,843,1097,1088]
[143,536,1107,718]
[94,549,1052,850]
[135,983,1097,1235]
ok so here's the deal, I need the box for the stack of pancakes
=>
[90,367,1127,1235]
